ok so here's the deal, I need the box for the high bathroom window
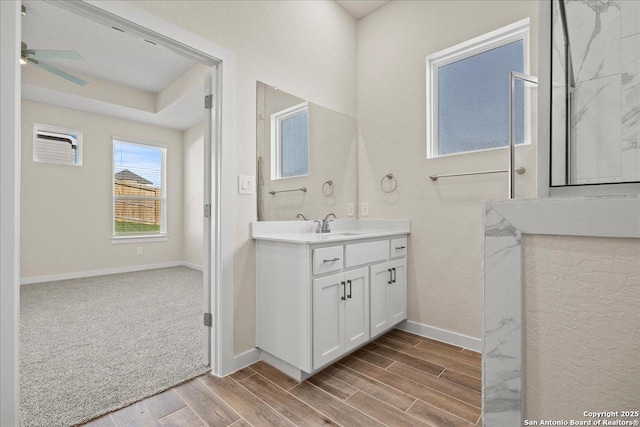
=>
[426,19,530,158]
[271,102,309,179]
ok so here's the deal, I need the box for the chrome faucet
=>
[314,213,337,233]
[321,213,336,233]
[296,212,307,221]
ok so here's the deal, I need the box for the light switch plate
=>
[361,202,369,216]
[238,175,256,195]
[347,203,355,217]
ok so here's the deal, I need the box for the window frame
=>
[32,123,83,166]
[111,137,168,243]
[270,101,310,180]
[426,18,530,159]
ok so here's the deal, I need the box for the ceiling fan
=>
[21,41,89,86]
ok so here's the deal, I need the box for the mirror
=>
[257,82,357,221]
[550,0,639,186]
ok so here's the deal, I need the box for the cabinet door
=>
[370,262,391,338]
[344,267,369,352]
[388,258,407,325]
[313,272,345,370]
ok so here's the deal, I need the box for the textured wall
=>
[524,235,640,420]
[129,0,357,354]
[357,1,539,339]
[21,100,184,278]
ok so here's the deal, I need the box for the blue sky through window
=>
[438,40,524,155]
[114,141,163,187]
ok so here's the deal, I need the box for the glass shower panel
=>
[551,0,640,186]
[551,0,569,185]
[513,78,537,146]
[510,73,538,199]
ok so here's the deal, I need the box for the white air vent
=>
[33,124,82,166]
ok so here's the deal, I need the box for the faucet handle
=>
[313,220,322,233]
[324,212,337,221]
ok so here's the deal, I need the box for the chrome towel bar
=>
[269,187,307,195]
[429,167,525,181]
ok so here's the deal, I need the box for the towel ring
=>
[322,180,334,197]
[380,173,397,193]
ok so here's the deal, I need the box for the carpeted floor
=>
[20,266,210,427]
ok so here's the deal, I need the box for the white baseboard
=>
[233,348,261,372]
[20,261,188,285]
[396,320,482,353]
[182,262,203,271]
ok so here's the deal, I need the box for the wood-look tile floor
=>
[83,329,482,427]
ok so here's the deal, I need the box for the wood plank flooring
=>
[82,330,482,427]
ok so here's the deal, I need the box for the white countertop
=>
[252,219,410,244]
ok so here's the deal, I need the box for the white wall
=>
[129,0,357,354]
[1,2,21,423]
[357,1,539,340]
[183,122,204,269]
[21,100,184,279]
[524,235,640,420]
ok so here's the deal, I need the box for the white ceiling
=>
[21,1,203,130]
[20,1,390,130]
[336,0,391,20]
[22,1,195,94]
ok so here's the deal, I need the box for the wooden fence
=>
[114,180,162,226]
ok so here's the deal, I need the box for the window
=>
[33,123,82,166]
[113,139,166,238]
[426,19,530,158]
[271,102,309,179]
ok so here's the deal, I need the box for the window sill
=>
[111,235,168,244]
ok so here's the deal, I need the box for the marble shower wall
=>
[553,0,640,184]
[551,1,568,185]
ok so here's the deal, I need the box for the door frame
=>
[0,1,236,424]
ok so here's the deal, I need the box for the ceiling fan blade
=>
[27,59,88,86]
[23,49,85,61]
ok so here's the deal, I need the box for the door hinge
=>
[205,94,213,109]
[204,203,211,218]
[204,312,213,327]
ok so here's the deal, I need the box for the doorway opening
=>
[5,1,235,425]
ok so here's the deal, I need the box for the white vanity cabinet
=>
[254,231,408,380]
[313,267,369,370]
[370,258,406,338]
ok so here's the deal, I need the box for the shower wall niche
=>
[551,0,639,186]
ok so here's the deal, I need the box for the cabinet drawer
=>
[390,237,407,258]
[313,246,344,275]
[345,240,389,268]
